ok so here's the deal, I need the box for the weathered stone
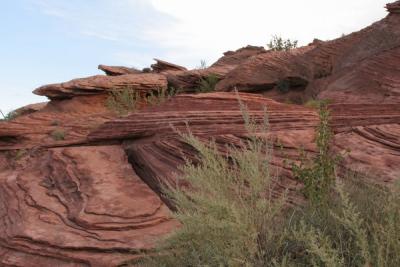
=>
[0,95,114,150]
[0,145,178,267]
[216,11,400,105]
[387,0,400,13]
[34,74,168,99]
[98,64,142,76]
[151,58,187,73]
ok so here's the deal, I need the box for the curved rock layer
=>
[0,145,177,267]
[216,10,400,105]
[0,95,114,150]
[89,92,320,203]
[330,103,400,182]
[98,65,142,76]
[34,74,168,99]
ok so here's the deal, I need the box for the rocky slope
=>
[0,1,399,266]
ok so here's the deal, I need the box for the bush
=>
[51,129,65,141]
[196,74,219,93]
[106,87,176,116]
[267,35,298,51]
[292,103,337,207]
[136,99,400,267]
[106,87,140,116]
[304,99,332,109]
[0,109,19,121]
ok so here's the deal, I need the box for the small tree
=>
[267,35,298,51]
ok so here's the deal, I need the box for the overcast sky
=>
[0,0,389,112]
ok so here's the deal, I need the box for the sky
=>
[0,0,389,113]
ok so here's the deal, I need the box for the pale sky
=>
[0,0,389,112]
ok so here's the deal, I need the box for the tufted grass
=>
[106,87,177,116]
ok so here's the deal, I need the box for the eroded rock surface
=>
[0,145,177,267]
[0,95,114,150]
[34,74,168,99]
[1,2,400,266]
[98,65,142,76]
[216,10,400,105]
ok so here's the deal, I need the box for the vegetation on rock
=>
[267,35,298,51]
[138,99,400,267]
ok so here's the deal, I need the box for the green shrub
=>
[106,87,176,116]
[304,99,332,109]
[51,129,65,141]
[135,97,400,267]
[196,74,219,93]
[106,87,140,116]
[197,59,208,69]
[0,109,19,121]
[267,35,298,51]
[292,103,337,207]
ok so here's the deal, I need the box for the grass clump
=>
[136,99,400,267]
[267,35,298,51]
[304,99,332,109]
[0,109,19,121]
[51,129,65,141]
[106,87,176,116]
[106,87,140,116]
[196,74,219,93]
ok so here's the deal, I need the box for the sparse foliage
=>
[106,87,177,116]
[292,102,337,207]
[0,109,19,121]
[51,129,65,141]
[135,96,400,267]
[267,35,298,51]
[197,59,208,69]
[196,74,219,93]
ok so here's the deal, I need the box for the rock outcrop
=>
[0,145,178,266]
[98,65,142,76]
[34,74,168,99]
[387,0,400,13]
[0,2,400,266]
[151,59,187,73]
[216,9,400,105]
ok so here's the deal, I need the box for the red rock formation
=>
[34,74,168,99]
[216,8,400,105]
[0,95,114,150]
[151,58,187,73]
[0,145,178,266]
[0,2,400,266]
[387,0,400,13]
[89,92,319,203]
[98,64,142,76]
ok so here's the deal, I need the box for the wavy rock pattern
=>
[0,145,177,266]
[34,74,167,99]
[216,12,400,105]
[0,95,114,150]
[90,92,319,204]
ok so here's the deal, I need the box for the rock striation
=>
[98,65,142,76]
[0,145,178,266]
[34,74,168,99]
[0,2,400,266]
[216,9,400,105]
[387,0,400,13]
